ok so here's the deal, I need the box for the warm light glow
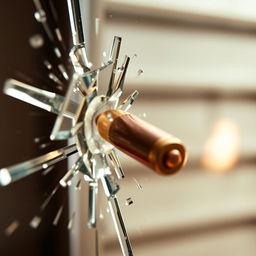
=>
[202,118,240,172]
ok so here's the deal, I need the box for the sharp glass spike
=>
[53,205,64,226]
[88,181,98,228]
[70,43,91,75]
[67,212,76,230]
[67,0,85,46]
[42,165,55,176]
[33,0,54,42]
[30,215,42,229]
[5,220,20,236]
[4,79,75,118]
[108,150,125,179]
[75,178,82,190]
[106,36,122,96]
[50,74,80,140]
[58,64,69,80]
[0,144,77,186]
[40,184,60,210]
[59,158,83,187]
[108,196,134,256]
[118,90,139,112]
[113,55,130,92]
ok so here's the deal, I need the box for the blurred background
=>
[95,0,256,255]
[1,0,256,256]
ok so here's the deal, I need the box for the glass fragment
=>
[53,205,64,226]
[30,216,42,229]
[4,220,19,236]
[0,144,77,186]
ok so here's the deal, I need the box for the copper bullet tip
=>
[163,149,183,169]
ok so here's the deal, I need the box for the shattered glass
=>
[0,0,138,255]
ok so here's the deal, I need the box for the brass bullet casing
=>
[96,109,187,175]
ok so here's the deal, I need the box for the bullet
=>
[96,109,187,175]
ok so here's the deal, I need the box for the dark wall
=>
[0,1,72,255]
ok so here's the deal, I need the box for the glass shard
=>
[54,47,62,58]
[55,28,63,42]
[125,198,133,206]
[137,69,143,76]
[88,181,98,228]
[4,79,75,118]
[59,158,82,187]
[50,74,81,140]
[106,36,121,96]
[113,55,130,93]
[33,0,54,42]
[108,149,125,179]
[39,142,51,149]
[44,60,52,70]
[71,122,84,136]
[53,205,64,226]
[107,196,133,256]
[58,64,69,80]
[40,184,60,210]
[132,177,142,190]
[67,0,84,46]
[101,175,119,200]
[29,34,44,48]
[5,220,19,236]
[42,166,54,176]
[0,144,77,186]
[70,43,91,75]
[67,212,76,230]
[75,178,82,191]
[30,216,42,229]
[118,90,139,112]
[49,72,63,85]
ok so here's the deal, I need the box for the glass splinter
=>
[118,90,139,112]
[53,205,64,226]
[67,212,76,230]
[108,150,125,179]
[41,184,60,210]
[39,142,51,149]
[4,79,75,118]
[67,0,84,46]
[5,220,19,236]
[88,181,98,228]
[58,64,69,80]
[55,28,63,42]
[132,177,142,190]
[50,74,80,140]
[107,36,121,96]
[59,159,81,187]
[30,216,42,229]
[49,73,63,85]
[101,175,132,255]
[3,1,140,250]
[108,196,133,256]
[137,69,143,76]
[75,178,82,191]
[125,198,133,206]
[42,166,54,176]
[0,144,77,186]
[113,55,130,93]
[44,60,52,70]
[29,33,44,49]
[54,47,62,58]
[33,0,54,42]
